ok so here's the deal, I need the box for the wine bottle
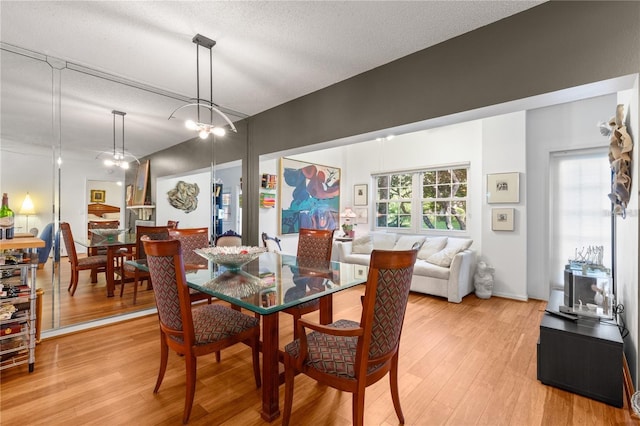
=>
[0,193,15,240]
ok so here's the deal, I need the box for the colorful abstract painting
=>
[279,157,340,234]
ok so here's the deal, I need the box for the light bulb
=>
[212,127,226,137]
[185,120,198,130]
[199,129,209,139]
[120,162,130,170]
[104,159,115,166]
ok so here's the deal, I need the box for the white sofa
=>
[334,232,476,303]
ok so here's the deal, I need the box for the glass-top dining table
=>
[127,251,369,422]
[75,230,135,297]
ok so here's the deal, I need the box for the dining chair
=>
[87,220,120,256]
[283,228,334,339]
[115,225,169,304]
[214,229,242,247]
[261,232,282,253]
[141,237,261,424]
[282,248,418,426]
[169,227,213,304]
[60,222,108,296]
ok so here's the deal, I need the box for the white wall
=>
[156,170,211,232]
[526,94,617,301]
[615,80,639,385]
[482,112,528,300]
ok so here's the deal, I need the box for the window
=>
[374,165,468,232]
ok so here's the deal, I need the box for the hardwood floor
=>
[1,287,636,425]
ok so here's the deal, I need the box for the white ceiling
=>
[0,1,544,162]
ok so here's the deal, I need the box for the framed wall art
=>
[133,160,150,205]
[279,157,340,234]
[354,184,368,206]
[355,207,368,224]
[487,172,519,204]
[90,189,106,203]
[491,208,515,231]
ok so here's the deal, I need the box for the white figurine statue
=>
[474,261,495,299]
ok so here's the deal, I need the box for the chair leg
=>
[90,268,98,283]
[282,356,295,426]
[183,354,197,424]
[390,353,405,424]
[68,270,79,296]
[215,351,221,362]
[154,334,169,394]
[352,390,366,426]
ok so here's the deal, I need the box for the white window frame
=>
[373,163,469,234]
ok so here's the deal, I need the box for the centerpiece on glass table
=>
[89,228,128,243]
[194,246,266,271]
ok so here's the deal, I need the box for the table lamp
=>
[19,193,36,233]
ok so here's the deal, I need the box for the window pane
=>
[423,171,436,185]
[377,176,388,187]
[422,201,435,213]
[437,170,451,184]
[399,215,411,227]
[378,188,388,199]
[437,184,451,198]
[454,184,467,198]
[421,214,436,229]
[423,185,436,198]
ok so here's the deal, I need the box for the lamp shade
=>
[19,193,36,215]
[341,207,356,219]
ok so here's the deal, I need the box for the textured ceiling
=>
[0,1,544,160]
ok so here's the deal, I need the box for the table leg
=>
[106,247,115,297]
[319,293,333,324]
[261,312,281,422]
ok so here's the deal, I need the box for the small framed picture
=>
[487,172,519,204]
[354,184,368,206]
[354,265,368,279]
[492,208,515,231]
[355,208,368,224]
[90,189,106,203]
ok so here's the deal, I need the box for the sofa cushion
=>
[351,234,373,254]
[417,237,448,261]
[413,260,451,280]
[393,235,426,251]
[372,233,397,250]
[426,238,473,267]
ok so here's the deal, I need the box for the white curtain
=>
[549,148,611,286]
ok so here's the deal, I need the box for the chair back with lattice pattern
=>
[135,225,170,260]
[360,249,417,368]
[60,222,79,266]
[296,228,334,261]
[142,237,193,342]
[169,227,209,267]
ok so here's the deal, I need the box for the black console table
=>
[537,290,623,407]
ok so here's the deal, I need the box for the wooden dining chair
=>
[214,229,242,247]
[115,225,169,304]
[283,228,334,339]
[169,227,213,304]
[60,222,108,296]
[142,237,261,424]
[87,220,120,256]
[282,248,418,426]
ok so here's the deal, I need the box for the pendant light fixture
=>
[101,110,138,169]
[168,34,237,139]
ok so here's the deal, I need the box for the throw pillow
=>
[372,233,397,250]
[393,235,426,251]
[417,237,448,260]
[426,238,473,267]
[351,234,373,254]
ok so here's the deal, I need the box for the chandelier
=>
[168,34,237,139]
[99,110,138,169]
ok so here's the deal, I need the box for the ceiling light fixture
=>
[100,110,138,169]
[168,34,237,139]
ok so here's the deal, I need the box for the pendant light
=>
[102,110,135,169]
[168,34,237,139]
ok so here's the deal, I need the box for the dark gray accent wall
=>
[135,2,640,244]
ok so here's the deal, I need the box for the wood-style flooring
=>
[1,280,637,425]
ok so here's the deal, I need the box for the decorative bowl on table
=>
[194,246,267,271]
[90,228,127,242]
